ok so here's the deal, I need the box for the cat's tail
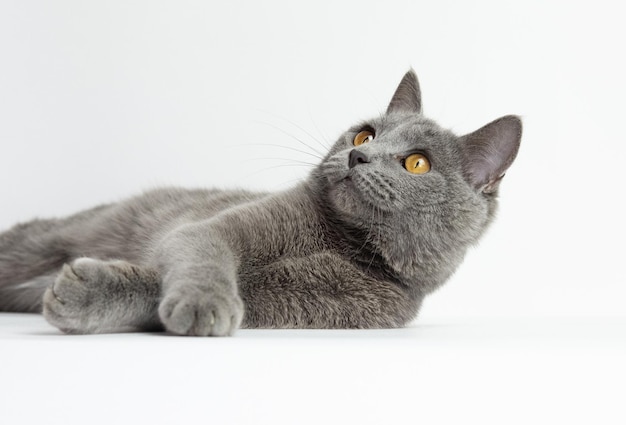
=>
[0,218,70,312]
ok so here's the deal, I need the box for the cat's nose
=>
[348,149,370,169]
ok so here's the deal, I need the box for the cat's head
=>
[312,70,521,293]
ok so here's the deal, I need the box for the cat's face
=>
[313,70,522,292]
[322,113,466,215]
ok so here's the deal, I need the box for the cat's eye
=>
[404,153,431,174]
[353,130,374,146]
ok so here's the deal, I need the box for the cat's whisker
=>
[234,143,323,161]
[276,176,307,187]
[254,121,327,158]
[366,205,382,273]
[241,157,318,167]
[255,108,333,151]
[307,108,333,149]
[239,163,315,182]
[279,113,333,151]
[261,163,316,169]
[355,201,376,258]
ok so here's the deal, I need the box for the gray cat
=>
[0,70,521,336]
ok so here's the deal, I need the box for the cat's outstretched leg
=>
[154,223,244,337]
[43,258,161,334]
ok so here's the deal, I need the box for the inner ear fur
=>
[460,115,522,193]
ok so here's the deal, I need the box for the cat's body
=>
[0,70,522,336]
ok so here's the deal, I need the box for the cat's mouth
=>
[337,172,398,210]
[320,158,398,212]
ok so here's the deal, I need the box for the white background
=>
[0,1,624,424]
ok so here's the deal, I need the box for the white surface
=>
[1,1,625,424]
[2,313,625,425]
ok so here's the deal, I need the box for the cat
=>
[0,70,521,336]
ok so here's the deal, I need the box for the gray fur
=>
[0,70,522,336]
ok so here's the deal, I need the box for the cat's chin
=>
[327,177,365,217]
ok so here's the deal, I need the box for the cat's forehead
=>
[380,114,444,136]
[364,114,456,150]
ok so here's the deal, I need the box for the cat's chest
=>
[242,222,331,265]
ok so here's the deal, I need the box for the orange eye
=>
[353,130,374,146]
[404,153,431,174]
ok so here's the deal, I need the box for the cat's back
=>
[133,187,268,221]
[64,187,269,263]
[119,187,270,236]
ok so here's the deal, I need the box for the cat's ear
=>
[386,69,422,115]
[460,115,522,193]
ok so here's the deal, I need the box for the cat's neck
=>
[295,179,405,287]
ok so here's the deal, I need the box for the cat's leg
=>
[42,258,161,334]
[153,223,244,337]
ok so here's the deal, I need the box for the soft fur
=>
[0,70,522,336]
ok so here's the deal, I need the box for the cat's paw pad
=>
[42,259,104,333]
[158,289,243,337]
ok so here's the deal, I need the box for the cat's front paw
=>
[158,288,243,336]
[42,259,104,333]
